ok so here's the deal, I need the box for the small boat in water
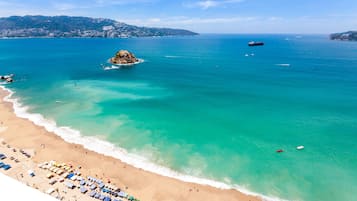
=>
[248,41,264,46]
[296,145,304,150]
[276,149,284,153]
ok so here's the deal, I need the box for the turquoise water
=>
[1,35,357,201]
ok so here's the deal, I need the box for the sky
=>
[0,0,356,33]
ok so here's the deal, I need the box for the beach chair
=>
[65,181,75,189]
[118,192,127,198]
[80,186,88,194]
[0,154,6,160]
[49,179,57,185]
[80,179,86,186]
[46,173,54,179]
[57,177,65,183]
[99,183,105,189]
[46,188,55,195]
[90,184,97,190]
[95,193,101,199]
[104,197,111,201]
[2,164,11,170]
[89,191,96,197]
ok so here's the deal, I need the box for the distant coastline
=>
[330,31,357,41]
[0,15,198,38]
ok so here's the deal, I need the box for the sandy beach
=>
[0,87,261,201]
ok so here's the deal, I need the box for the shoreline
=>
[0,86,264,201]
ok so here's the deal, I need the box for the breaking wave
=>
[0,85,286,201]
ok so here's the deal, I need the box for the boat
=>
[248,41,264,46]
[276,149,284,153]
[296,145,304,150]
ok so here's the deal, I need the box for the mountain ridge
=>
[0,15,198,38]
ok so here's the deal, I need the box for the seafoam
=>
[0,85,287,201]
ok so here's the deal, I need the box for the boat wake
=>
[0,85,286,201]
[275,64,291,67]
[164,55,182,58]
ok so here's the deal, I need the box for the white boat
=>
[296,145,304,150]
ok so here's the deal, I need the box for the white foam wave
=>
[103,59,144,70]
[275,64,291,67]
[103,65,121,70]
[0,85,286,201]
[164,55,182,58]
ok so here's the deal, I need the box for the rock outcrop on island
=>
[110,50,139,65]
[0,74,14,83]
[330,31,357,41]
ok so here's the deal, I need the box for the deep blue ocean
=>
[1,34,357,201]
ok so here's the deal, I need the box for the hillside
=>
[0,15,198,38]
[330,31,357,41]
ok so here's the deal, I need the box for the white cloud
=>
[117,16,257,30]
[53,3,77,11]
[0,1,48,17]
[197,0,219,9]
[94,0,155,6]
[148,18,161,23]
[116,15,357,34]
[187,0,245,9]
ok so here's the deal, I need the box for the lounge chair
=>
[80,187,88,194]
[66,173,75,179]
[89,191,96,197]
[104,197,111,201]
[2,164,11,170]
[46,188,55,194]
[99,183,105,189]
[118,192,127,198]
[49,179,57,185]
[65,181,75,189]
[0,154,6,160]
[90,184,97,190]
[46,173,54,179]
[94,193,101,199]
[80,179,86,186]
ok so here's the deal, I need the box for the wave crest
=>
[103,59,144,70]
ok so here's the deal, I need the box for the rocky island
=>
[330,31,357,41]
[110,50,140,65]
[0,74,14,83]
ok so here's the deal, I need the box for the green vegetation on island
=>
[0,15,198,38]
[330,31,357,41]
